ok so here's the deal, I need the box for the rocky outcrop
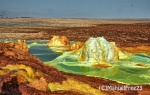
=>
[0,41,29,60]
[0,41,67,94]
[78,37,119,63]
[46,36,71,53]
[0,39,28,52]
[71,41,84,50]
[14,40,29,52]
[47,36,70,47]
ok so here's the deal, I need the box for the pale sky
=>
[0,0,150,18]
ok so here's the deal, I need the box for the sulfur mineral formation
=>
[78,37,119,64]
[46,36,70,47]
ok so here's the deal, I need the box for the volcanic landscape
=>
[0,18,150,95]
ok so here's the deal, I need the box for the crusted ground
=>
[0,18,150,47]
[0,18,150,95]
[0,37,150,95]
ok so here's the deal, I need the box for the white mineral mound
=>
[78,37,119,63]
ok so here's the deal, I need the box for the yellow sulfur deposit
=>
[46,36,70,47]
[48,78,105,95]
[3,64,35,79]
[71,41,84,50]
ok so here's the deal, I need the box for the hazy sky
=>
[0,0,150,18]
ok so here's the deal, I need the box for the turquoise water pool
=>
[46,51,150,85]
[1,39,150,85]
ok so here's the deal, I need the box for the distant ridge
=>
[0,10,42,18]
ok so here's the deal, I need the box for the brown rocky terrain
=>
[0,18,150,95]
[0,40,150,95]
[35,23,150,47]
[0,18,150,48]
